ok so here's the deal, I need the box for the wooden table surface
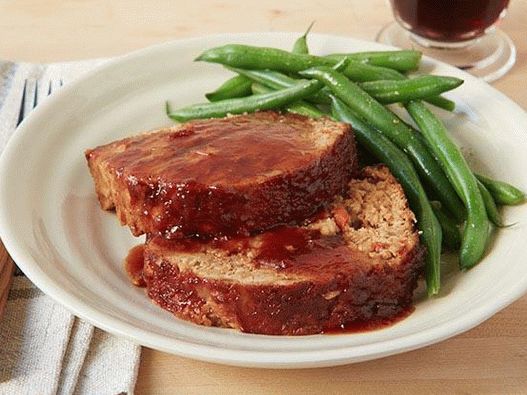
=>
[0,1,526,393]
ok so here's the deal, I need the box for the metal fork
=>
[13,79,63,276]
[1,79,62,316]
[17,79,64,127]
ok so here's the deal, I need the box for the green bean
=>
[205,28,315,105]
[330,96,441,295]
[283,101,324,118]
[228,67,331,104]
[476,173,526,205]
[360,76,463,104]
[166,78,323,122]
[477,178,505,227]
[205,27,316,105]
[230,67,460,109]
[225,57,349,104]
[250,82,277,95]
[424,95,456,112]
[199,44,456,111]
[229,67,299,89]
[196,44,405,82]
[343,61,406,82]
[292,22,314,54]
[299,66,465,221]
[430,201,461,250]
[325,50,422,72]
[250,82,324,118]
[406,100,489,270]
[341,55,456,111]
[205,75,252,102]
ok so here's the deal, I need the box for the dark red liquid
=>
[391,0,509,42]
[124,244,146,287]
[323,306,415,334]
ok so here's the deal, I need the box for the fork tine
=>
[47,79,63,95]
[33,81,39,109]
[17,79,61,127]
[16,80,28,126]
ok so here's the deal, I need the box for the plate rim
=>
[1,32,527,368]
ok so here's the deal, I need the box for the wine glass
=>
[377,0,516,82]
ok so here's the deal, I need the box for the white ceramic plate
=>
[1,33,527,368]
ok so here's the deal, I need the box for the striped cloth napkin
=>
[0,60,141,395]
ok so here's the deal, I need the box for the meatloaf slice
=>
[86,111,356,239]
[142,165,424,335]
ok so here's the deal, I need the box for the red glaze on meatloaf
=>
[86,111,356,239]
[141,166,424,335]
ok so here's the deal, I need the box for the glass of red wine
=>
[377,0,516,82]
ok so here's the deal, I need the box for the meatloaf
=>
[142,165,424,335]
[86,111,356,239]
